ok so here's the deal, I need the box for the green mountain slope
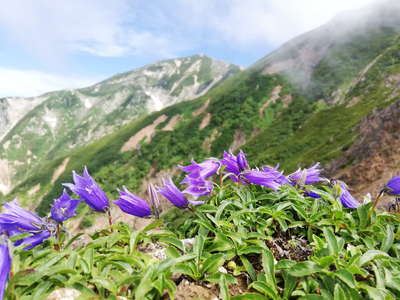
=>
[4,0,400,217]
[0,55,240,194]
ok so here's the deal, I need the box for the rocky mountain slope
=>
[0,55,240,194]
[3,0,400,217]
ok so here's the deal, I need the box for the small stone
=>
[46,288,80,300]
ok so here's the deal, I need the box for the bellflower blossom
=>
[262,165,291,185]
[179,159,220,179]
[148,183,161,218]
[304,191,321,199]
[114,187,152,217]
[243,170,282,190]
[338,183,360,209]
[0,202,54,250]
[181,173,213,198]
[220,150,249,182]
[0,237,11,300]
[289,163,325,185]
[50,190,81,223]
[385,176,400,195]
[158,178,204,208]
[63,167,109,212]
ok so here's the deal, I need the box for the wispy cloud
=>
[0,68,100,97]
[0,0,182,59]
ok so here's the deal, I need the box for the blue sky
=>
[0,0,377,97]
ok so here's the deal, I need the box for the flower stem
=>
[107,209,113,232]
[372,190,385,210]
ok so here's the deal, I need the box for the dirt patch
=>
[282,94,293,108]
[175,280,218,300]
[162,115,181,131]
[121,115,168,152]
[202,130,220,152]
[230,130,246,151]
[346,96,362,108]
[259,85,282,116]
[51,157,70,184]
[192,99,210,117]
[199,113,211,130]
[27,184,40,196]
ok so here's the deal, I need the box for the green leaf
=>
[231,293,266,300]
[202,254,225,274]
[334,284,346,300]
[92,277,117,295]
[358,250,389,267]
[323,227,339,256]
[219,274,230,300]
[194,235,205,264]
[64,233,84,249]
[288,261,322,277]
[250,281,279,299]
[335,269,356,288]
[380,225,394,252]
[240,255,257,281]
[357,204,369,228]
[298,295,325,300]
[262,249,276,287]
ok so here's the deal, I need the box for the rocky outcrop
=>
[327,99,400,199]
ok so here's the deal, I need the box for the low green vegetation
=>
[7,175,400,299]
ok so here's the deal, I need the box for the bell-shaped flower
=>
[50,189,81,223]
[148,183,161,218]
[243,169,282,190]
[338,183,360,209]
[220,150,249,181]
[0,236,11,300]
[158,178,204,208]
[114,186,152,217]
[262,165,291,185]
[179,159,220,179]
[181,173,213,198]
[0,201,45,231]
[63,167,109,212]
[289,163,325,185]
[385,176,400,195]
[0,202,54,250]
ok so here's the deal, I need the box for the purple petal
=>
[19,230,51,250]
[386,176,400,195]
[51,190,81,223]
[243,170,281,190]
[114,187,151,217]
[339,184,360,209]
[0,238,11,300]
[158,178,188,208]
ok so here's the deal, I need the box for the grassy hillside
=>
[7,71,298,215]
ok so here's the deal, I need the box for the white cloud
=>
[0,0,180,59]
[172,0,379,47]
[0,68,100,97]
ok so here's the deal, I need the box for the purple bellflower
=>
[181,173,213,198]
[50,189,81,223]
[289,163,325,185]
[243,170,282,190]
[158,178,204,208]
[262,165,291,185]
[148,183,161,218]
[0,237,11,300]
[385,176,400,195]
[220,150,249,182]
[114,186,152,217]
[179,159,220,179]
[0,202,54,250]
[63,167,109,212]
[304,191,321,199]
[338,183,360,209]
